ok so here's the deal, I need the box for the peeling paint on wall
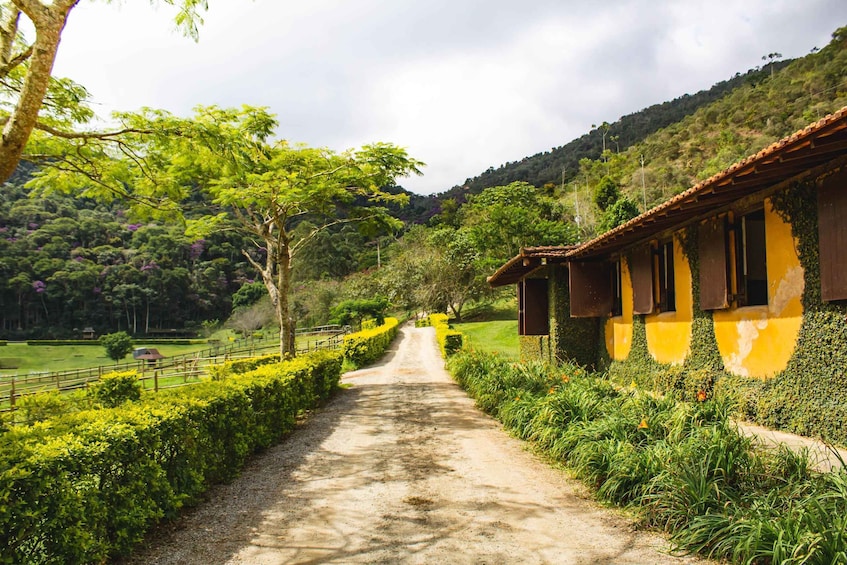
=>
[714,200,804,378]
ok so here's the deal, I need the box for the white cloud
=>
[49,0,847,194]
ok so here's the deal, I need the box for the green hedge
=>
[342,317,399,368]
[23,339,207,346]
[208,352,281,380]
[0,349,342,564]
[25,340,104,346]
[428,313,463,357]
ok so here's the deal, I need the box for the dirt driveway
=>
[125,324,705,564]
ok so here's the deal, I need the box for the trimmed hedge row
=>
[427,313,463,357]
[342,317,399,368]
[0,349,342,564]
[208,352,281,380]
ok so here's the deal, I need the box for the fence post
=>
[9,376,15,409]
[154,370,159,393]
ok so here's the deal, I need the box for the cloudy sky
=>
[50,0,846,195]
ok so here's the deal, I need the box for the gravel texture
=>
[122,324,707,564]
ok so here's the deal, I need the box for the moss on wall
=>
[548,264,599,369]
[520,264,599,368]
[748,176,847,443]
[606,175,847,444]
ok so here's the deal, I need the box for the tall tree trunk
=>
[277,245,295,358]
[0,0,79,183]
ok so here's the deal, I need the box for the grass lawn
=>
[0,327,343,377]
[0,329,248,376]
[453,320,519,358]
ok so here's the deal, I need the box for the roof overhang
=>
[566,106,847,260]
[487,246,574,287]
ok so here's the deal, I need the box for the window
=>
[734,209,768,306]
[656,239,676,312]
[611,259,623,317]
[569,261,613,318]
[700,209,768,309]
[518,278,549,335]
[631,244,655,314]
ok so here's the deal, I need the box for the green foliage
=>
[448,351,847,563]
[458,182,577,267]
[14,391,69,425]
[99,331,134,362]
[330,297,388,327]
[597,197,640,233]
[593,176,620,212]
[0,350,342,564]
[231,281,266,309]
[342,317,399,368]
[24,340,105,346]
[548,264,600,368]
[89,371,143,408]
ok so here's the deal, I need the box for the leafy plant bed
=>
[447,350,847,563]
[0,349,343,564]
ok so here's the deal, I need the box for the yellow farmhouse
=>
[488,107,847,442]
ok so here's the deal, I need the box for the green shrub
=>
[208,353,281,380]
[99,331,134,361]
[430,313,463,357]
[14,390,67,425]
[89,371,143,407]
[0,349,342,564]
[342,317,398,368]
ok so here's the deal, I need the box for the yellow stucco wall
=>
[713,200,804,378]
[605,259,633,361]
[645,232,693,364]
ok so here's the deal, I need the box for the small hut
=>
[132,347,165,366]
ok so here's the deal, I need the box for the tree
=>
[458,181,576,268]
[0,0,211,183]
[31,105,422,357]
[99,330,133,362]
[226,297,274,338]
[598,197,640,233]
[593,176,620,212]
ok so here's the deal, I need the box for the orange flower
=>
[696,390,707,402]
[638,418,649,430]
[561,374,570,383]
[548,387,556,394]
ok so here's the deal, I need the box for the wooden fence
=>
[0,327,349,412]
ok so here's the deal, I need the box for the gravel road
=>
[124,324,706,564]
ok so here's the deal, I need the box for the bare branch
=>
[0,44,31,77]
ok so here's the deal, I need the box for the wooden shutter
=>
[519,278,549,335]
[569,261,612,317]
[699,217,730,310]
[818,168,847,301]
[630,245,654,314]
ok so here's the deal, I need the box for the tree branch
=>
[0,44,31,77]
[290,213,379,258]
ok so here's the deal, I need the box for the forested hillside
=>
[3,26,846,339]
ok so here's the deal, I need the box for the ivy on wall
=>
[524,173,847,445]
[751,177,847,443]
[548,264,599,369]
